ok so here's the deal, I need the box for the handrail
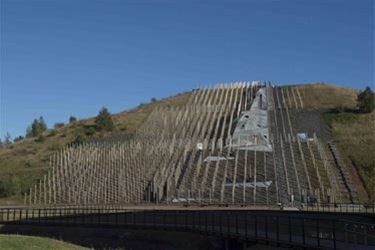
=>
[0,207,374,249]
[1,202,374,215]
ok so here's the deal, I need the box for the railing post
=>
[184,212,187,231]
[98,209,101,225]
[227,211,230,236]
[245,212,248,240]
[316,219,320,247]
[220,212,223,236]
[174,211,177,231]
[59,208,62,224]
[255,215,258,242]
[205,212,208,234]
[332,220,337,250]
[192,212,195,231]
[235,212,239,236]
[302,218,305,247]
[38,209,41,224]
[7,208,9,222]
[265,215,268,244]
[288,216,291,245]
[18,209,22,224]
[133,211,136,226]
[198,211,201,232]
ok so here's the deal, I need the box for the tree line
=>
[0,107,115,147]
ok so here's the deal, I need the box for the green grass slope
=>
[0,235,85,250]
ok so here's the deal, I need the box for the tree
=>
[4,132,12,145]
[151,97,157,103]
[95,107,114,131]
[26,116,48,137]
[14,135,24,142]
[357,86,375,113]
[69,116,77,123]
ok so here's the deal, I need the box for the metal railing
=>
[1,207,374,249]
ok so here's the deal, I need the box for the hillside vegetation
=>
[0,92,191,204]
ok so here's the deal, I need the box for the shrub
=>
[54,122,64,129]
[151,97,157,102]
[0,176,21,198]
[35,134,45,143]
[95,107,114,131]
[69,116,77,123]
[357,86,375,113]
[73,134,86,145]
[47,129,58,137]
[85,126,96,136]
[13,136,24,142]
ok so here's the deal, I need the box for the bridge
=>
[1,204,375,249]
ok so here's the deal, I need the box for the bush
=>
[95,107,114,131]
[151,97,157,102]
[85,126,96,136]
[73,134,86,145]
[13,136,24,142]
[0,176,21,198]
[35,135,45,143]
[357,86,375,113]
[47,129,57,137]
[54,122,64,129]
[69,116,77,123]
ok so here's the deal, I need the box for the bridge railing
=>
[0,207,374,249]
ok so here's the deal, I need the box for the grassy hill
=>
[0,92,191,204]
[0,82,373,204]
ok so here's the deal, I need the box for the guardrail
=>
[1,207,374,249]
[7,202,375,215]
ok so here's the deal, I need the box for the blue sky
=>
[0,0,373,139]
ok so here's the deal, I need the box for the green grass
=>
[0,235,86,250]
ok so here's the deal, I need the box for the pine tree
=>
[27,116,48,137]
[95,107,114,131]
[357,87,375,113]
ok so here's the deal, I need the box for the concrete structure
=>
[230,87,272,151]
